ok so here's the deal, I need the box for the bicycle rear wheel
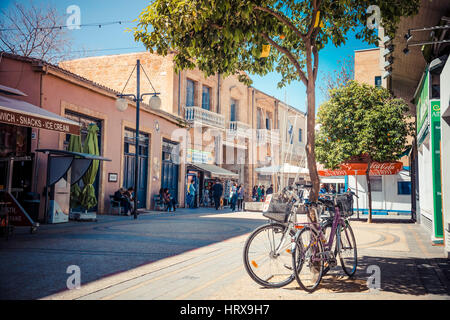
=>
[243,223,295,288]
[338,222,357,277]
[292,226,324,292]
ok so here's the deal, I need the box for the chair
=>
[109,195,123,215]
[153,194,166,211]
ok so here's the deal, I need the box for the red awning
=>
[318,162,403,177]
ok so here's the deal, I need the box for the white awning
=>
[0,95,80,135]
[255,163,309,175]
[188,163,239,178]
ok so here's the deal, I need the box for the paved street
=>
[1,208,449,300]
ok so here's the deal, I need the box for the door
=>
[161,140,180,204]
[123,129,149,209]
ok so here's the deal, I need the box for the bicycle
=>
[291,192,358,292]
[242,184,309,288]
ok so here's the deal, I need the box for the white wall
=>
[418,136,434,224]
[440,58,450,257]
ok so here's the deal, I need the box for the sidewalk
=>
[40,211,450,300]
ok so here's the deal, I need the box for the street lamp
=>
[116,59,161,219]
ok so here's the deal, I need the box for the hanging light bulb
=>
[116,97,128,112]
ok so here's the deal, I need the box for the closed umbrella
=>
[68,134,83,209]
[80,124,100,211]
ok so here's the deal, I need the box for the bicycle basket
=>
[336,194,353,217]
[262,195,290,223]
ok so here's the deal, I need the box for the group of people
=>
[205,180,244,212]
[113,187,135,216]
[252,184,274,202]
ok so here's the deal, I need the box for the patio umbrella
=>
[68,134,82,209]
[80,124,100,211]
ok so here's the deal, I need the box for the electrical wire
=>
[0,20,136,32]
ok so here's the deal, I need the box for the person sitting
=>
[163,188,177,212]
[114,188,131,216]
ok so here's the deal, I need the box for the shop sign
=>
[416,71,429,136]
[186,149,213,164]
[1,192,35,227]
[318,162,403,177]
[430,99,443,238]
[0,108,80,135]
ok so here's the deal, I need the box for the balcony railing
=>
[184,106,225,129]
[228,121,251,138]
[256,129,280,145]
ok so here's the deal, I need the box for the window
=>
[257,108,263,129]
[186,79,195,107]
[230,99,237,121]
[202,86,211,110]
[369,176,382,192]
[397,181,411,195]
[375,76,382,87]
[298,128,302,142]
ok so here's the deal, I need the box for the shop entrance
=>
[161,139,179,204]
[123,128,149,209]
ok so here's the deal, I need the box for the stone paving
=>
[1,208,449,300]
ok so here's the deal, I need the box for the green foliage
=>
[133,0,419,87]
[316,81,413,169]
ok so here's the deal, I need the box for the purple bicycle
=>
[291,193,358,292]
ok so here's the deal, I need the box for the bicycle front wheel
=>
[243,223,295,288]
[292,226,324,292]
[338,222,357,277]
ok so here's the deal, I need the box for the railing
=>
[184,106,225,129]
[256,129,280,145]
[228,121,251,138]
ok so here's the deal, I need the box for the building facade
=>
[0,53,186,221]
[60,52,307,203]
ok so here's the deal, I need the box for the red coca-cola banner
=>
[318,162,403,177]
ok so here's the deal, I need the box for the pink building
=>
[0,53,186,222]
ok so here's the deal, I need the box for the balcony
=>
[228,121,251,138]
[184,106,225,129]
[256,129,280,145]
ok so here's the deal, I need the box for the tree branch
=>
[253,5,306,41]
[260,32,308,86]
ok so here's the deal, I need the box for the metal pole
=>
[134,60,140,220]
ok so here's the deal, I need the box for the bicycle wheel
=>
[337,222,357,277]
[292,226,324,292]
[243,223,295,288]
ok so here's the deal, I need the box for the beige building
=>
[354,48,384,87]
[60,52,306,204]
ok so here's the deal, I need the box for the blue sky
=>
[1,0,375,111]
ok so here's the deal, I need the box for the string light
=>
[0,20,135,32]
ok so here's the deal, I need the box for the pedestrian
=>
[237,184,245,211]
[257,185,262,202]
[252,186,257,201]
[261,185,265,202]
[330,185,336,194]
[125,187,135,213]
[230,183,238,212]
[188,180,196,208]
[319,184,327,194]
[212,179,223,210]
[266,184,274,195]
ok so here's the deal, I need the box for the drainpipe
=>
[178,71,181,116]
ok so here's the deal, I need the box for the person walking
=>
[188,181,196,208]
[257,185,262,202]
[212,180,223,210]
[229,183,238,212]
[237,185,245,211]
[260,185,266,202]
[252,186,257,201]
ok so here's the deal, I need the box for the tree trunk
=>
[304,43,320,204]
[365,160,373,223]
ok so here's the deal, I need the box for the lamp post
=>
[116,59,161,219]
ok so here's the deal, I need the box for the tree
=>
[133,0,419,203]
[320,55,354,100]
[316,81,413,223]
[0,1,72,63]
